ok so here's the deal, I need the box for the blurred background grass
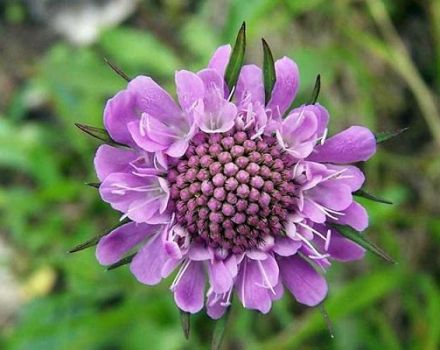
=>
[1,0,440,349]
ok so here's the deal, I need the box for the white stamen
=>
[170,259,191,290]
[294,231,329,260]
[324,229,332,251]
[256,260,276,295]
[320,128,328,145]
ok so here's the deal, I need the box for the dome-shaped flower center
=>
[167,129,297,253]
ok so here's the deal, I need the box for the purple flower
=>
[91,40,377,318]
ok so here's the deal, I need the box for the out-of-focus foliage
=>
[1,0,439,349]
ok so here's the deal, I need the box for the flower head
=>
[86,28,381,319]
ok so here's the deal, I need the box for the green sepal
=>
[68,218,130,253]
[354,189,393,205]
[375,128,408,143]
[224,22,246,93]
[85,182,100,189]
[262,38,276,105]
[332,224,395,263]
[179,310,191,340]
[107,253,135,271]
[104,57,131,82]
[75,123,125,147]
[211,305,231,350]
[309,74,321,104]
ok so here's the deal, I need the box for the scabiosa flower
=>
[75,24,394,320]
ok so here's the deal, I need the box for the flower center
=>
[167,129,297,253]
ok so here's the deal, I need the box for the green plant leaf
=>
[212,306,231,350]
[354,189,393,204]
[179,310,191,340]
[74,123,125,147]
[107,254,135,271]
[224,22,246,92]
[332,224,395,263]
[309,74,321,104]
[262,38,276,104]
[375,128,408,143]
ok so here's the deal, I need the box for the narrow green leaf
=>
[354,189,393,205]
[68,218,130,253]
[85,182,100,189]
[375,127,408,143]
[104,57,131,82]
[262,38,276,104]
[224,22,246,92]
[309,74,321,104]
[74,123,125,147]
[332,224,396,263]
[107,253,135,270]
[212,306,231,350]
[179,310,191,340]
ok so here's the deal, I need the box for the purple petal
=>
[325,164,365,191]
[236,64,264,105]
[336,201,369,231]
[194,96,237,134]
[314,104,330,137]
[127,120,167,152]
[208,45,231,78]
[309,182,353,211]
[127,76,181,120]
[175,70,205,112]
[174,261,205,313]
[279,255,328,306]
[328,230,365,261]
[130,232,168,285]
[208,260,233,294]
[198,68,225,91]
[96,222,158,265]
[308,126,376,164]
[235,259,273,313]
[103,90,137,146]
[273,236,302,257]
[206,292,229,319]
[267,57,300,118]
[94,145,137,182]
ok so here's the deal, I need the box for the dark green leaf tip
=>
[68,218,130,254]
[179,310,191,340]
[85,182,100,189]
[75,123,125,147]
[224,22,246,93]
[212,305,231,350]
[104,57,131,82]
[262,38,276,105]
[332,224,396,264]
[375,127,408,143]
[107,254,135,270]
[354,189,393,205]
[309,74,321,104]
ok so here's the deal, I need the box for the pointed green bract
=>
[68,218,130,253]
[104,57,131,82]
[309,74,321,104]
[375,128,408,143]
[224,22,246,93]
[332,224,395,263]
[179,310,191,340]
[75,123,125,147]
[211,306,231,350]
[107,254,135,271]
[354,189,393,205]
[262,38,276,105]
[85,182,100,189]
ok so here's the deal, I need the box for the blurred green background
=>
[1,0,440,349]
